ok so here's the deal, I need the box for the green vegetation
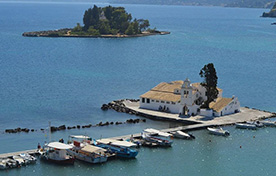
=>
[262,2,276,17]
[71,5,151,36]
[199,63,218,108]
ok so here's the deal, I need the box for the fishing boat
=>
[19,153,37,164]
[236,123,257,130]
[95,139,138,158]
[207,127,230,136]
[170,130,195,139]
[12,155,25,166]
[40,142,75,165]
[142,128,173,147]
[259,120,276,127]
[68,135,108,164]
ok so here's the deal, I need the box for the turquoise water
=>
[0,1,276,175]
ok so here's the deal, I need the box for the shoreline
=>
[22,29,170,38]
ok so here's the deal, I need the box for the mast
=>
[49,121,52,142]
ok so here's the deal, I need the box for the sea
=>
[0,1,276,175]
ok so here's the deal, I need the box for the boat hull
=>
[236,123,257,130]
[68,150,107,164]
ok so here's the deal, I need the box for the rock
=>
[142,119,146,122]
[41,129,44,131]
[31,129,34,132]
[110,122,114,125]
[77,125,80,129]
[72,126,76,129]
[58,125,66,130]
[101,104,109,110]
[51,126,57,132]
[67,126,72,130]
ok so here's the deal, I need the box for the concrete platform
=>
[0,149,38,159]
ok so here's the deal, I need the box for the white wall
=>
[140,98,181,114]
[200,109,213,117]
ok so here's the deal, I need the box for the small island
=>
[262,2,276,18]
[22,5,170,38]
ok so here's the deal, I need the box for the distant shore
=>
[22,28,170,38]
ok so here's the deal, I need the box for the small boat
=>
[236,123,257,130]
[0,159,7,170]
[207,127,230,136]
[259,120,276,127]
[12,155,25,166]
[247,121,264,128]
[170,130,195,139]
[19,153,37,164]
[95,139,138,158]
[4,158,18,168]
[68,135,108,164]
[40,142,75,165]
[142,128,173,147]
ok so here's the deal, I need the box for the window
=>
[161,101,165,103]
[151,100,154,102]
[142,98,145,103]
[205,92,207,96]
[147,99,150,103]
[172,102,175,105]
[156,100,159,103]
[166,101,170,104]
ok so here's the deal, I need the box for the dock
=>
[0,149,38,159]
[0,102,275,158]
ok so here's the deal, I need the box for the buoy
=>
[253,136,255,138]
[240,145,242,148]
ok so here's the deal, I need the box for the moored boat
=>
[142,128,173,147]
[259,120,276,127]
[0,159,7,170]
[207,127,230,136]
[247,121,264,128]
[12,155,25,166]
[40,142,75,165]
[170,130,195,139]
[19,153,37,164]
[236,123,257,130]
[68,135,108,164]
[95,139,138,158]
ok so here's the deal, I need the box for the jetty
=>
[0,149,38,159]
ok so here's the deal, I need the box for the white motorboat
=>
[68,135,108,164]
[236,123,257,130]
[247,121,264,128]
[259,120,276,127]
[41,142,75,165]
[12,155,25,166]
[4,158,18,168]
[142,128,173,147]
[207,127,230,136]
[0,159,7,170]
[19,153,37,164]
[171,131,195,139]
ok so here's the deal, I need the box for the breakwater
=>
[4,118,146,134]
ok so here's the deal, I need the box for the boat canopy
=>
[97,139,137,148]
[143,128,172,137]
[47,142,73,150]
[69,135,91,139]
[81,145,107,153]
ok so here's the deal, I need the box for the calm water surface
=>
[0,2,276,175]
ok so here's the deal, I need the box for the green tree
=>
[125,23,134,35]
[83,5,100,30]
[72,23,82,32]
[98,20,111,34]
[199,63,218,108]
[138,19,150,31]
[132,19,140,34]
[87,26,100,36]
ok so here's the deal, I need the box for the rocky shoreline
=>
[22,28,170,38]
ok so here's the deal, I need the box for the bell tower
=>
[180,78,193,115]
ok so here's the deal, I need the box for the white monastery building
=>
[139,78,240,117]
